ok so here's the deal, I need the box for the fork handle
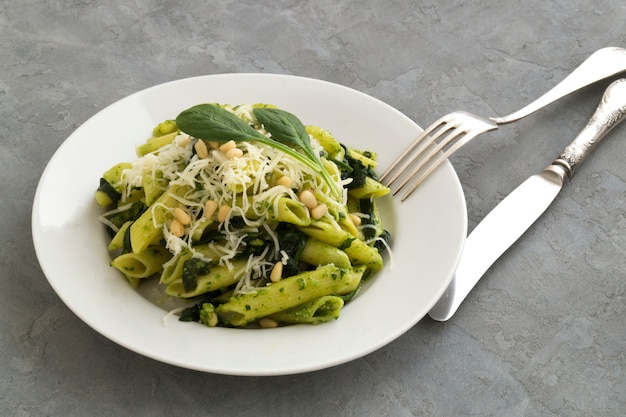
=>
[491,47,626,125]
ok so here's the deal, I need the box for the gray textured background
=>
[1,1,624,416]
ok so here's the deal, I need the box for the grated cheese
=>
[110,104,388,295]
[371,236,394,271]
[97,202,134,232]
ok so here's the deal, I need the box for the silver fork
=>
[380,47,626,200]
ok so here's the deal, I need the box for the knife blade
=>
[428,78,626,321]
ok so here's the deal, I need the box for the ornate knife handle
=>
[549,78,626,181]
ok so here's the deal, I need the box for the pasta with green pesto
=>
[96,103,391,328]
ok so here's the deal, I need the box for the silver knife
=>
[428,78,626,321]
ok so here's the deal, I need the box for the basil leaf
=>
[254,107,342,197]
[252,107,315,157]
[177,104,315,169]
[176,104,265,143]
[175,103,342,198]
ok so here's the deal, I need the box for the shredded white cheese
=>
[107,104,389,295]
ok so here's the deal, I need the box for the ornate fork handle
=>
[551,78,626,180]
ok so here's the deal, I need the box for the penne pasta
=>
[216,265,365,327]
[129,184,190,254]
[300,238,351,268]
[97,103,391,328]
[137,131,179,156]
[348,176,391,199]
[111,245,172,281]
[299,219,384,271]
[165,259,248,298]
[269,295,344,324]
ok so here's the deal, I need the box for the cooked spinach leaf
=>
[359,198,377,240]
[340,145,377,190]
[98,177,122,206]
[182,258,211,292]
[104,201,146,230]
[373,229,391,254]
[274,223,308,277]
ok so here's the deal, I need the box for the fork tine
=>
[383,111,497,200]
[391,127,469,194]
[379,114,454,183]
[383,121,457,187]
[398,116,498,200]
[398,129,479,200]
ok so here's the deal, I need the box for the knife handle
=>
[548,78,626,181]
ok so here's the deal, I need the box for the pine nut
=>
[259,318,279,328]
[178,137,191,147]
[226,147,243,159]
[208,141,220,149]
[194,140,209,159]
[310,203,328,220]
[204,200,218,219]
[173,207,191,225]
[217,204,231,222]
[170,219,185,237]
[299,189,318,209]
[276,175,292,188]
[270,261,283,282]
[219,140,237,153]
[349,213,362,226]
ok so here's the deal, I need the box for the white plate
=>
[32,74,466,376]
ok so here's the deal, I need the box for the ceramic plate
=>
[32,74,467,375]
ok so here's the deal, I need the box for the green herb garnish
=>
[175,104,341,197]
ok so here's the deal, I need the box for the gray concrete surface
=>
[1,1,624,416]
